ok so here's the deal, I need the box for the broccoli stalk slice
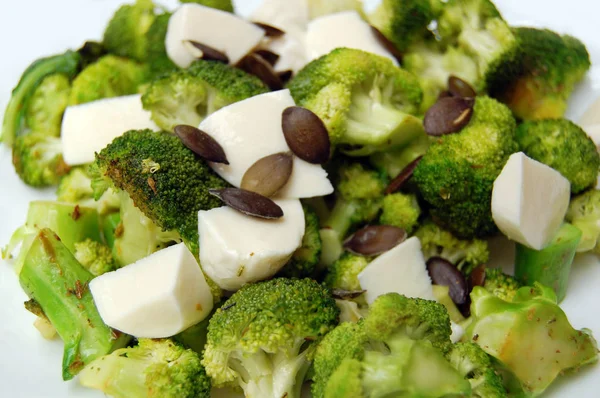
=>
[514,223,582,303]
[20,229,130,380]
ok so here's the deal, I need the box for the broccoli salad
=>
[1,0,599,397]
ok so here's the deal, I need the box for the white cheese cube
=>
[61,94,156,166]
[306,11,399,65]
[198,199,305,291]
[260,26,308,73]
[166,4,265,68]
[492,152,571,250]
[358,237,435,305]
[199,90,334,199]
[89,243,213,338]
[250,0,309,31]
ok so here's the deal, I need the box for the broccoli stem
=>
[19,229,130,380]
[324,199,360,239]
[514,223,582,302]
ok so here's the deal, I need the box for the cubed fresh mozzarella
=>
[306,11,399,65]
[199,90,334,199]
[61,94,156,166]
[198,199,305,291]
[492,152,571,250]
[357,237,435,304]
[250,0,309,31]
[260,26,308,73]
[166,4,265,68]
[89,243,213,338]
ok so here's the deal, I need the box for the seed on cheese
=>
[166,4,265,68]
[306,11,399,65]
[198,199,305,291]
[492,152,571,250]
[357,237,434,305]
[199,90,334,199]
[89,243,213,338]
[61,94,156,166]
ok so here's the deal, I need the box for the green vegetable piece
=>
[379,192,421,234]
[432,285,465,324]
[25,74,71,137]
[369,133,431,178]
[325,253,369,292]
[12,132,70,187]
[1,50,80,147]
[73,239,117,276]
[514,223,582,302]
[79,338,210,398]
[101,212,121,249]
[308,0,364,19]
[482,268,522,302]
[103,0,157,61]
[57,167,121,215]
[145,12,178,78]
[20,229,129,380]
[566,189,600,253]
[278,205,322,278]
[180,0,234,12]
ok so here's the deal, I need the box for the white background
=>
[1,0,600,396]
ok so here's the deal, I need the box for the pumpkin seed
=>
[241,152,294,197]
[186,40,229,63]
[209,188,284,219]
[344,225,406,256]
[174,125,229,164]
[423,97,475,136]
[281,106,330,164]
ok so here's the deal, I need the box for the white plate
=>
[1,0,600,397]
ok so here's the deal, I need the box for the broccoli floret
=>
[490,27,591,120]
[289,48,424,156]
[19,229,130,380]
[12,133,70,187]
[379,192,421,234]
[103,0,156,61]
[448,342,507,397]
[414,220,489,274]
[324,357,364,398]
[79,338,210,398]
[308,0,365,19]
[413,96,518,238]
[325,253,370,291]
[146,12,178,78]
[2,50,80,147]
[368,0,437,52]
[566,189,600,253]
[466,284,599,396]
[279,205,322,278]
[180,0,234,12]
[73,239,117,276]
[369,133,431,178]
[142,60,268,131]
[69,55,148,105]
[25,74,71,137]
[516,119,600,193]
[482,268,521,302]
[202,278,339,398]
[57,167,120,215]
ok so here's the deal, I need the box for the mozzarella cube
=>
[198,199,305,291]
[306,11,399,65]
[250,0,309,31]
[199,90,334,199]
[166,4,265,68]
[358,237,434,304]
[61,95,156,166]
[89,243,213,338]
[492,152,571,250]
[260,26,308,73]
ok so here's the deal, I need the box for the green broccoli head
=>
[202,278,339,398]
[279,205,322,278]
[12,133,70,187]
[491,27,591,120]
[180,0,234,12]
[25,74,71,137]
[447,342,507,397]
[466,284,599,396]
[73,238,117,276]
[414,96,518,238]
[79,338,210,398]
[516,119,600,193]
[379,192,421,234]
[566,189,600,253]
[482,268,522,302]
[103,0,157,61]
[57,167,120,215]
[142,60,268,131]
[145,12,178,78]
[414,220,489,274]
[324,253,370,291]
[69,55,149,105]
[289,48,424,156]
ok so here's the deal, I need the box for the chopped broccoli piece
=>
[432,285,466,324]
[413,96,518,238]
[57,167,120,215]
[145,12,178,78]
[77,41,108,70]
[74,239,117,276]
[69,55,148,105]
[466,284,599,396]
[25,74,71,137]
[516,119,600,193]
[448,342,507,397]
[142,60,268,131]
[279,205,322,278]
[415,220,490,274]
[79,339,210,398]
[12,132,70,187]
[173,304,222,355]
[324,357,364,398]
[482,268,521,302]
[566,189,600,253]
[202,278,339,398]
[490,27,591,120]
[103,0,157,61]
[379,192,421,234]
[19,229,130,380]
[180,0,234,12]
[308,0,365,19]
[289,48,424,156]
[325,253,370,291]
[369,133,431,178]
